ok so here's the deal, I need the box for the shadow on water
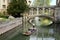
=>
[10,33,30,40]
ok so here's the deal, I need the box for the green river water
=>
[0,24,60,40]
[0,17,60,40]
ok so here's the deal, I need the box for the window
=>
[3,0,5,3]
[3,5,6,8]
[8,0,11,3]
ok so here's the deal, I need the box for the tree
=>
[33,0,50,6]
[7,0,29,17]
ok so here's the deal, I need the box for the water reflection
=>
[8,24,60,40]
[1,17,60,40]
[30,37,55,40]
[49,29,54,34]
[34,17,40,26]
[30,36,37,40]
[29,26,55,40]
[29,16,53,27]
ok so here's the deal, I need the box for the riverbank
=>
[0,18,22,35]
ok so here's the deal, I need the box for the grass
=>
[0,17,8,21]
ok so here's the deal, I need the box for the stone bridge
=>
[27,15,56,22]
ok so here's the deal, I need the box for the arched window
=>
[3,0,5,3]
[2,5,6,8]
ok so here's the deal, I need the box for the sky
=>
[50,0,56,5]
[30,0,56,6]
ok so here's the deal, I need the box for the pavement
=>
[0,18,22,35]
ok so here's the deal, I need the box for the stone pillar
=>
[29,8,33,15]
[54,8,57,20]
[56,0,60,6]
[31,8,34,15]
[37,7,39,15]
[42,7,45,15]
[29,9,31,15]
[55,8,60,20]
[49,8,51,15]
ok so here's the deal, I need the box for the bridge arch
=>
[28,15,55,26]
[28,15,55,22]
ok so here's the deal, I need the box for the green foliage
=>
[46,0,50,6]
[0,13,8,18]
[33,0,43,6]
[7,0,29,17]
[33,0,50,6]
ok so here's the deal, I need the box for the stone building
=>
[0,0,10,15]
[26,0,60,20]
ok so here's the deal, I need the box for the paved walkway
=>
[0,18,22,35]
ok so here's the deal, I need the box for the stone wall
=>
[0,25,22,40]
[0,18,23,40]
[55,7,60,20]
[0,18,22,35]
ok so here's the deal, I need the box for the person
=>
[23,26,36,35]
[23,29,32,35]
[28,26,36,32]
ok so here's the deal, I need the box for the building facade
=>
[0,0,60,15]
[0,0,10,14]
